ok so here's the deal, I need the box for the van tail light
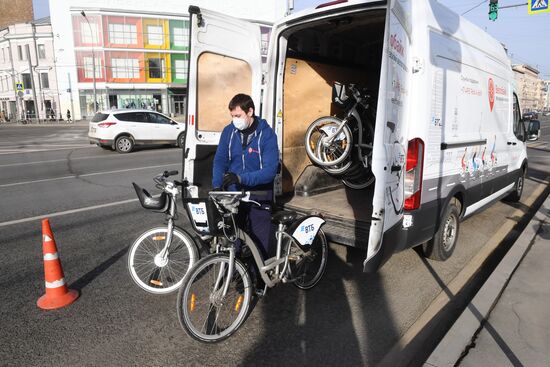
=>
[98,122,117,128]
[404,138,424,210]
[316,0,347,9]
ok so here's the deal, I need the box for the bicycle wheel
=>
[177,253,252,343]
[342,173,375,190]
[305,116,353,167]
[128,227,199,294]
[293,229,328,290]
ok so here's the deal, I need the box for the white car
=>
[88,109,186,153]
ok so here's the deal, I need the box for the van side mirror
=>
[521,121,527,142]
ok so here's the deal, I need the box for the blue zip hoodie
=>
[212,117,279,190]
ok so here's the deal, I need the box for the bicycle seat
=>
[271,210,298,225]
[132,182,168,210]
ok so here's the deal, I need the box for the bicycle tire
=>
[315,140,353,176]
[342,173,375,190]
[128,227,199,294]
[305,116,353,167]
[292,229,328,290]
[177,253,252,343]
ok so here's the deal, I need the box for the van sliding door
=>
[184,6,264,187]
[364,0,412,272]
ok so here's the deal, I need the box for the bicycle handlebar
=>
[163,170,179,177]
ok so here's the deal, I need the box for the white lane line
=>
[0,146,95,155]
[0,148,179,168]
[446,182,456,187]
[428,187,438,192]
[0,163,180,188]
[0,198,139,228]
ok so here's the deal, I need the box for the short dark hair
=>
[228,94,255,116]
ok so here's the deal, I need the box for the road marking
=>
[0,146,95,155]
[0,148,180,168]
[0,198,139,228]
[428,186,438,191]
[0,163,180,188]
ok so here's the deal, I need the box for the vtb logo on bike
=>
[301,224,315,233]
[193,207,206,215]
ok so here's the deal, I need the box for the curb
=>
[378,176,550,367]
[425,193,550,367]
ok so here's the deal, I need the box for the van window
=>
[91,113,109,122]
[512,93,524,140]
[197,52,252,132]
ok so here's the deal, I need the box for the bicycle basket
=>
[132,183,168,211]
[183,197,224,236]
[332,82,350,107]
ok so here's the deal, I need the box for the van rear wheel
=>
[422,198,460,261]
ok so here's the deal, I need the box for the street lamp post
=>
[81,11,97,114]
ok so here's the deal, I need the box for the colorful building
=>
[71,11,189,119]
[49,0,285,121]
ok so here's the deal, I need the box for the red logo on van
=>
[488,78,495,112]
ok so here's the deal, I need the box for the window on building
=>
[1,48,5,63]
[174,59,187,80]
[83,56,102,78]
[22,73,32,89]
[18,45,24,61]
[148,58,163,79]
[146,25,163,46]
[40,73,49,89]
[112,58,139,79]
[172,27,187,47]
[108,23,137,45]
[81,22,100,44]
[38,44,46,59]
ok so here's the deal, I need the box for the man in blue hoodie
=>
[212,93,279,258]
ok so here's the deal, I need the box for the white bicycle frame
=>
[209,192,320,298]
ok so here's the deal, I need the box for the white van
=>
[182,0,528,272]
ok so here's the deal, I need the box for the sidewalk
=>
[427,194,550,367]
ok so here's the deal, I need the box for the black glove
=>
[222,173,240,189]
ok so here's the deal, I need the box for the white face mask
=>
[232,117,249,130]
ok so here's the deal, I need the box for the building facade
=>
[49,0,285,120]
[0,0,33,29]
[512,64,544,112]
[0,17,60,121]
[542,80,550,113]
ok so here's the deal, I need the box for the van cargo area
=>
[278,9,386,248]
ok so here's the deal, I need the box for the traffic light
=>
[489,0,498,21]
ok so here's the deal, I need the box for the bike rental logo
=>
[488,78,495,112]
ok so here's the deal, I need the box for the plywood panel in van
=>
[282,57,372,193]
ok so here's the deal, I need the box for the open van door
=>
[184,6,264,189]
[364,0,412,272]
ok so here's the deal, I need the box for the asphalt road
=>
[0,121,548,366]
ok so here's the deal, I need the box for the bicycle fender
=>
[291,216,325,247]
[320,125,346,141]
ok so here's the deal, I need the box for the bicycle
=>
[304,82,376,189]
[128,170,200,294]
[176,190,328,342]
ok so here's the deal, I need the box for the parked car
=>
[522,111,538,120]
[527,120,541,141]
[88,109,186,153]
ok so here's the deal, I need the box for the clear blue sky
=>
[33,0,50,19]
[293,0,550,79]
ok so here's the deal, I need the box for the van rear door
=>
[364,0,412,272]
[184,6,264,188]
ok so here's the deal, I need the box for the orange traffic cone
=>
[37,219,79,310]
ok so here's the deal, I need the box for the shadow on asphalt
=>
[70,246,129,292]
